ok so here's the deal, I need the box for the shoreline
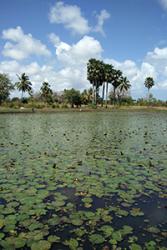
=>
[0,105,167,114]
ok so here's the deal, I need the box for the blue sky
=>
[0,0,167,99]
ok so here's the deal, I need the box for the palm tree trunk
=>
[95,82,97,106]
[105,82,108,108]
[92,85,94,104]
[113,87,116,105]
[21,90,24,102]
[101,82,105,107]
[148,88,150,100]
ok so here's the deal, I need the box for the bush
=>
[61,103,68,108]
[52,103,60,108]
[88,103,97,109]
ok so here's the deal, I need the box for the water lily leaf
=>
[145,241,156,250]
[0,219,4,228]
[0,233,5,240]
[121,225,133,236]
[31,240,51,250]
[64,238,78,250]
[130,243,142,250]
[89,234,105,244]
[100,225,114,238]
[146,226,160,234]
[48,235,60,243]
[130,208,144,216]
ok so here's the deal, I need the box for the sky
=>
[0,0,167,100]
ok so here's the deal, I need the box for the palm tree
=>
[104,64,113,108]
[40,82,53,104]
[111,69,123,104]
[81,88,93,104]
[15,73,32,99]
[119,77,131,94]
[87,59,104,105]
[144,77,155,98]
[118,76,131,103]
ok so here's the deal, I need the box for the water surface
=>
[0,111,167,249]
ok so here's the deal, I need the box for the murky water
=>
[0,111,167,249]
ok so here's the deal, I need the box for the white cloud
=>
[104,58,158,98]
[50,34,103,66]
[94,9,110,35]
[159,0,167,10]
[146,47,167,60]
[1,30,167,100]
[2,26,51,60]
[49,1,91,35]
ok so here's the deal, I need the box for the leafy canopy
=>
[0,73,14,104]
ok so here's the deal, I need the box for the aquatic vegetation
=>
[0,111,167,249]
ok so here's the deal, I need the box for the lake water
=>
[0,111,167,249]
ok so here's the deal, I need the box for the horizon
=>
[0,0,167,100]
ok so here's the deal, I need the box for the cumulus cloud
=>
[1,30,167,99]
[146,47,167,60]
[2,26,51,60]
[49,34,103,66]
[94,9,110,35]
[49,1,91,35]
[104,58,158,98]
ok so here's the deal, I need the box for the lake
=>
[0,111,167,249]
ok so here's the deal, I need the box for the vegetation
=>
[0,73,14,105]
[144,77,155,98]
[15,73,33,100]
[40,82,53,104]
[0,60,166,109]
[0,112,166,249]
[64,88,81,108]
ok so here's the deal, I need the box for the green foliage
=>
[64,88,81,107]
[40,82,53,104]
[144,77,155,91]
[0,73,14,104]
[15,73,32,100]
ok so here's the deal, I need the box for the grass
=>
[0,105,167,114]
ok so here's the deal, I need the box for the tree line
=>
[0,58,156,107]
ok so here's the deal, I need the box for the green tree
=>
[81,88,93,105]
[111,69,123,104]
[87,58,104,105]
[144,77,155,97]
[0,73,14,105]
[104,64,114,108]
[118,77,131,99]
[64,88,81,108]
[15,73,32,100]
[40,82,53,104]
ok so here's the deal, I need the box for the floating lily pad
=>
[130,243,142,250]
[64,238,78,250]
[31,240,51,250]
[130,208,144,216]
[89,234,105,244]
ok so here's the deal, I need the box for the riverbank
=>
[0,105,167,113]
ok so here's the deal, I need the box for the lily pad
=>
[89,234,105,244]
[31,240,51,250]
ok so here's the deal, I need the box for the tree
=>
[64,88,81,108]
[81,88,93,105]
[87,59,104,105]
[144,77,155,98]
[104,64,114,108]
[40,82,53,104]
[15,73,32,100]
[118,76,131,101]
[0,73,14,105]
[111,69,123,104]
